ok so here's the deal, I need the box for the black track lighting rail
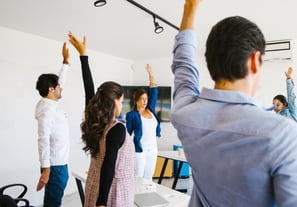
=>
[126,0,179,31]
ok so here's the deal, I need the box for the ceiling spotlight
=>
[153,16,164,34]
[126,0,179,32]
[94,0,106,7]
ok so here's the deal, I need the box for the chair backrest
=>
[0,194,17,207]
[0,184,32,207]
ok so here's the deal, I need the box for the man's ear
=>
[48,87,54,94]
[250,51,262,75]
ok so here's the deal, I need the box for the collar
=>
[199,87,263,109]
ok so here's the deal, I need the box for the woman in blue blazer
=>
[126,64,161,180]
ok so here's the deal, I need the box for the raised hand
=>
[285,67,293,79]
[179,0,202,31]
[68,31,87,56]
[146,64,157,87]
[145,64,153,75]
[62,42,69,64]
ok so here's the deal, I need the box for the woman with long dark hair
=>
[68,32,135,207]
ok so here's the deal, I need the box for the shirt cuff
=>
[173,29,197,53]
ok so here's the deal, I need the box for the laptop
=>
[134,192,169,207]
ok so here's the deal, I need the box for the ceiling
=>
[1,0,297,60]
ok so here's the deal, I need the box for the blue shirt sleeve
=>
[286,79,297,121]
[125,112,133,136]
[171,30,200,112]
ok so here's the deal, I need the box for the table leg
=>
[158,158,169,184]
[172,161,184,189]
[75,178,85,207]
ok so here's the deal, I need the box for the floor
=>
[60,176,193,207]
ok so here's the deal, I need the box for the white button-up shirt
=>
[35,64,69,168]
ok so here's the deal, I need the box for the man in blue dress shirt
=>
[170,0,297,206]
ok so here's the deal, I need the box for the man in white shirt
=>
[35,42,70,207]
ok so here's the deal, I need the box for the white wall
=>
[0,26,134,206]
[1,26,296,206]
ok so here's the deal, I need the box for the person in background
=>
[126,64,161,181]
[68,32,135,207]
[170,0,297,206]
[272,66,297,122]
[35,42,70,207]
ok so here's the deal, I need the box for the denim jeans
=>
[43,165,68,207]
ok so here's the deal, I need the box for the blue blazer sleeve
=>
[125,111,133,136]
[148,87,158,112]
[147,87,161,137]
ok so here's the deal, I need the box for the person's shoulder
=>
[258,111,297,137]
[229,105,297,137]
[253,108,286,123]
[106,122,126,144]
[268,116,297,151]
[112,122,126,131]
[36,98,57,111]
[35,106,55,120]
[108,122,126,138]
[277,115,297,131]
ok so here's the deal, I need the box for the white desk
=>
[157,151,189,191]
[72,170,189,207]
[158,151,187,163]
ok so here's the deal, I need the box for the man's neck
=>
[214,78,254,96]
[45,94,58,101]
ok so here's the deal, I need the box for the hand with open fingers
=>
[68,31,87,56]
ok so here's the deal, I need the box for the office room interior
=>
[1,0,297,206]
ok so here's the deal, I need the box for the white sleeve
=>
[58,64,69,88]
[36,103,56,167]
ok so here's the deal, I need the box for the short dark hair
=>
[36,74,59,97]
[205,16,266,82]
[273,94,288,106]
